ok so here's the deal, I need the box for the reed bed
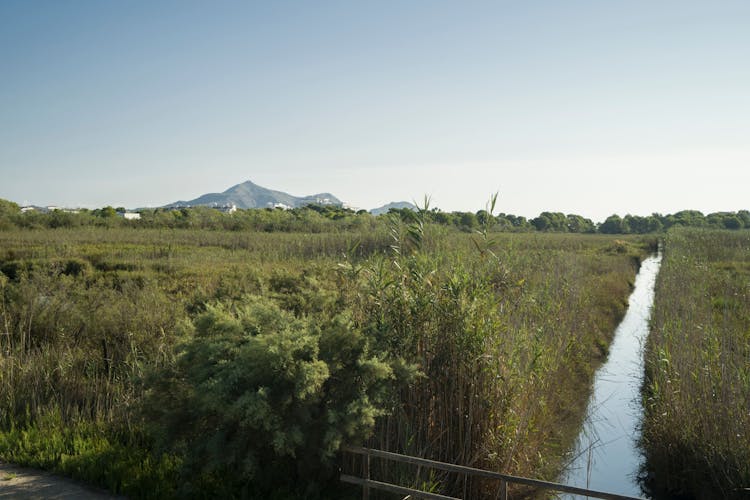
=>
[347,216,649,497]
[0,224,651,497]
[641,228,750,498]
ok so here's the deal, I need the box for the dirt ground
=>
[0,462,121,499]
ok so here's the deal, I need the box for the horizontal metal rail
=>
[340,475,461,500]
[342,445,646,500]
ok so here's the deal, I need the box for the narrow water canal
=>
[560,253,662,498]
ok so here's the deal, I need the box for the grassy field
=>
[641,228,750,499]
[0,223,653,498]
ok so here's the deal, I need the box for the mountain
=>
[165,180,342,209]
[369,201,417,216]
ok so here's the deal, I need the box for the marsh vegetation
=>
[641,228,750,499]
[3,201,746,498]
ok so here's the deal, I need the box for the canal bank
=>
[560,253,662,497]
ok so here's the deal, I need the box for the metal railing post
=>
[363,450,370,500]
[499,478,508,500]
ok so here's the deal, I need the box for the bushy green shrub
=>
[142,296,404,498]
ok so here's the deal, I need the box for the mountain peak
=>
[370,201,417,215]
[166,180,342,209]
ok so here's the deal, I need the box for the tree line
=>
[389,207,750,233]
[0,198,748,233]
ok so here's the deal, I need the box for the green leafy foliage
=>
[0,412,179,498]
[142,296,402,498]
[0,199,19,230]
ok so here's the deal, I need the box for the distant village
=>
[20,205,144,220]
[18,196,347,222]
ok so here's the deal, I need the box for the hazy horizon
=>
[6,174,746,225]
[2,1,749,222]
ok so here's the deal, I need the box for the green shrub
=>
[142,296,405,498]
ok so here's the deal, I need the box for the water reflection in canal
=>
[560,253,662,498]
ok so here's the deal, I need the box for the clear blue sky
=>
[1,1,748,221]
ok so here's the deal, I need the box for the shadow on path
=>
[0,462,122,499]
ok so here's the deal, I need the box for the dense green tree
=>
[532,212,568,232]
[722,215,743,230]
[494,214,514,231]
[144,296,402,497]
[599,214,629,234]
[623,215,644,234]
[671,210,705,228]
[646,215,664,233]
[502,214,531,230]
[458,211,479,230]
[303,203,356,220]
[737,210,750,228]
[475,209,492,226]
[566,214,595,233]
[432,211,455,226]
[47,210,83,228]
[0,199,20,229]
[705,212,745,230]
[531,214,551,231]
[0,198,19,216]
[96,206,118,218]
[388,207,419,225]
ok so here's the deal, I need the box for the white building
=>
[118,212,141,220]
[217,204,237,214]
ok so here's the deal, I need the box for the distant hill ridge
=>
[165,180,342,209]
[369,201,417,215]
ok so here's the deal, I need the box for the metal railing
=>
[341,445,645,500]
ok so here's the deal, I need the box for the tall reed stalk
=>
[347,202,645,496]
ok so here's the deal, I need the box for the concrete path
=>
[0,462,121,499]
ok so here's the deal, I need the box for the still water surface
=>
[560,253,662,498]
